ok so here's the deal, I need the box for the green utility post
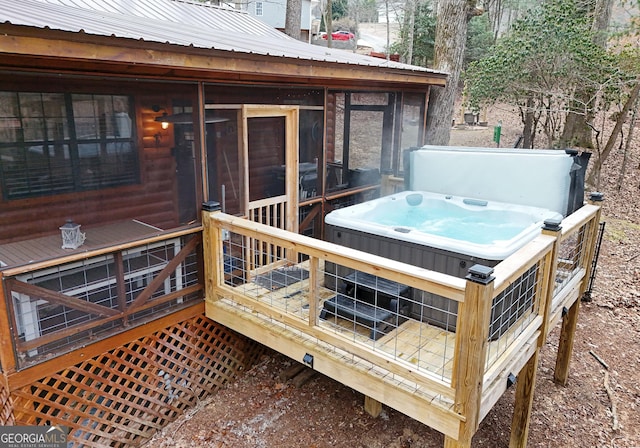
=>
[493,121,502,147]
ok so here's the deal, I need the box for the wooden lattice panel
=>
[0,378,15,425]
[9,315,266,447]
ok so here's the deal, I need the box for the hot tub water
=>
[366,195,541,245]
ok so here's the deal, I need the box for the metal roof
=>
[0,0,445,75]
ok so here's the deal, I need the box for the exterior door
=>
[240,105,299,271]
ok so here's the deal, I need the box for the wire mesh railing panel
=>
[5,232,203,368]
[555,226,588,296]
[222,230,313,321]
[485,263,542,368]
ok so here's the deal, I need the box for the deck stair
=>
[320,271,410,340]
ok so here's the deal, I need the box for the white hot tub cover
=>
[405,146,590,216]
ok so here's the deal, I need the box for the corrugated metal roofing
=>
[0,0,446,75]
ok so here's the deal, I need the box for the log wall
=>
[0,76,196,244]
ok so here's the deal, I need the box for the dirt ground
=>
[148,105,640,448]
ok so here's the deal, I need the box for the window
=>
[255,1,263,16]
[0,91,139,200]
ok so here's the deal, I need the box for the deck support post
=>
[554,192,603,386]
[364,395,382,418]
[553,300,580,386]
[444,265,495,448]
[509,348,540,448]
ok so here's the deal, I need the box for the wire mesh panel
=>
[555,225,589,295]
[8,316,266,447]
[5,233,203,368]
[222,230,315,321]
[485,263,542,367]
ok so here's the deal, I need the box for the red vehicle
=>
[321,30,355,41]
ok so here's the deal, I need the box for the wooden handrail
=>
[1,228,204,368]
[209,211,466,302]
[558,204,600,241]
[1,225,203,277]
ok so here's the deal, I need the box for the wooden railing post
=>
[308,257,319,327]
[202,201,223,302]
[0,273,18,374]
[554,193,603,386]
[539,218,562,344]
[445,265,495,448]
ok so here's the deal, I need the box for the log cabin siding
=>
[0,96,180,244]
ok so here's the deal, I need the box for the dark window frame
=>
[0,91,140,200]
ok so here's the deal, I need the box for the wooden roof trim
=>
[0,27,447,88]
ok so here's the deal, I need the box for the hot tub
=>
[325,190,562,337]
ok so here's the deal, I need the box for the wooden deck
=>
[221,261,535,384]
[203,201,603,448]
[0,220,163,268]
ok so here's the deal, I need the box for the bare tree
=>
[402,0,417,64]
[425,0,482,145]
[560,0,614,148]
[285,0,302,39]
[588,78,640,188]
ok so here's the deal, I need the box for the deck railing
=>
[203,197,602,444]
[0,227,204,370]
[209,211,571,380]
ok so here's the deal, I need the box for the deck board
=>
[0,220,162,268]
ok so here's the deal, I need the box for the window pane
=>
[0,91,138,200]
[0,93,22,142]
[22,118,45,142]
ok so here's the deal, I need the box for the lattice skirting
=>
[3,314,266,447]
[0,377,15,425]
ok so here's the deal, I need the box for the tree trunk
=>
[522,101,534,149]
[588,79,640,187]
[425,0,477,145]
[560,0,613,149]
[617,93,639,191]
[403,0,416,64]
[285,0,302,40]
[326,0,333,48]
[385,0,390,60]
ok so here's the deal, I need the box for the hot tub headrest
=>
[404,146,591,216]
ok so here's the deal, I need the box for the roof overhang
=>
[0,24,447,89]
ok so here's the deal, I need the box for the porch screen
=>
[0,91,139,200]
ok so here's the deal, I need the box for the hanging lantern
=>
[59,220,86,249]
